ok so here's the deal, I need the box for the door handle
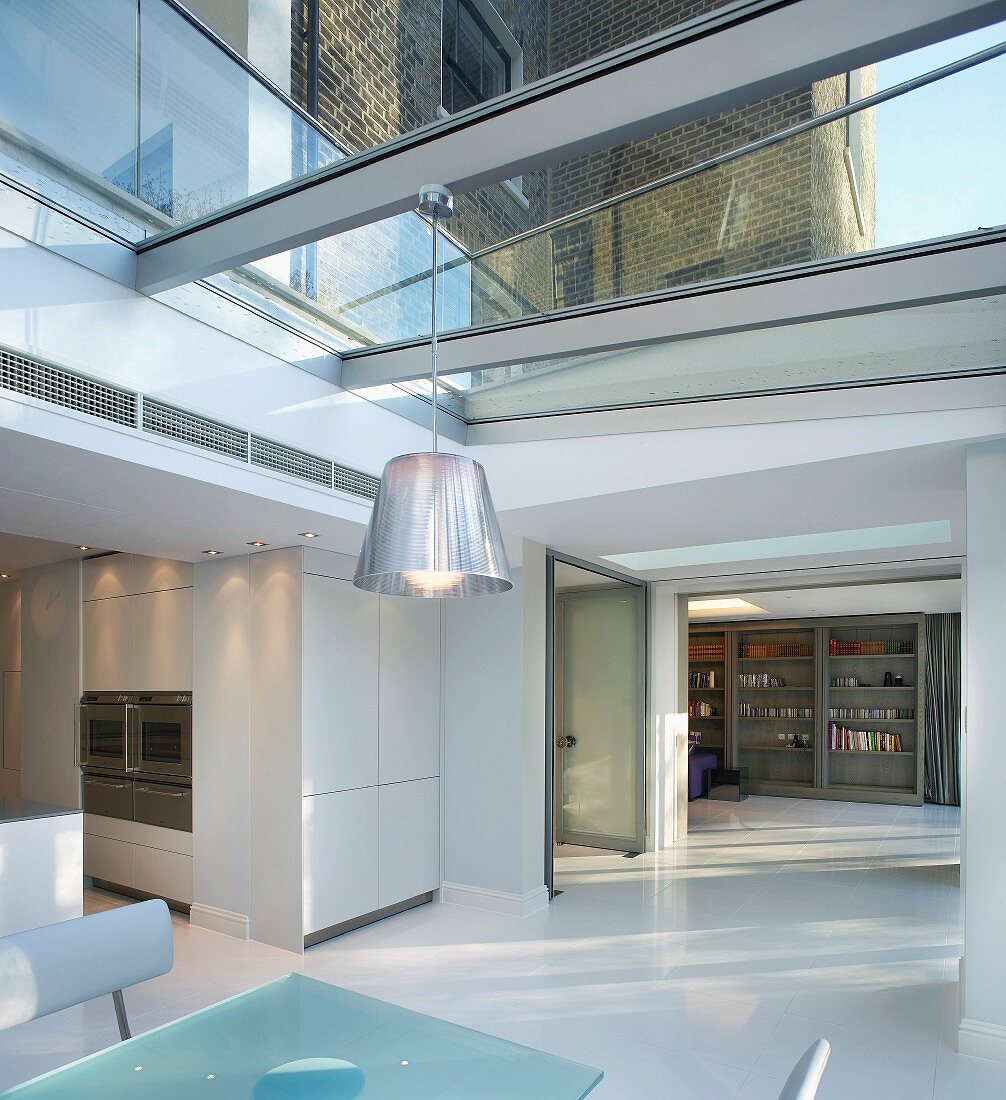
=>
[556,735,576,749]
[136,788,186,797]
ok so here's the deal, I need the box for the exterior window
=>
[442,0,512,113]
[552,224,594,310]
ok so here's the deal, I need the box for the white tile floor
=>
[3,795,1001,1098]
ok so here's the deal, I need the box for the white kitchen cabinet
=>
[84,831,134,885]
[133,557,194,594]
[133,588,193,691]
[82,596,134,690]
[2,671,20,772]
[134,844,192,905]
[82,554,134,601]
[378,778,440,909]
[379,598,441,786]
[302,574,379,795]
[302,786,379,936]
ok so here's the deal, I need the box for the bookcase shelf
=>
[689,613,925,807]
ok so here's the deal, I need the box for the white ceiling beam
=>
[133,0,1006,295]
[339,234,1006,387]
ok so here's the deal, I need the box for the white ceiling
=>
[688,578,961,620]
[0,532,106,580]
[0,427,370,564]
[502,441,967,580]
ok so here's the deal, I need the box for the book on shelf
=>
[689,643,725,661]
[739,704,813,718]
[827,723,905,752]
[828,638,914,656]
[828,707,915,720]
[689,670,717,689]
[738,674,789,688]
[688,700,719,717]
[739,643,813,658]
[829,676,914,688]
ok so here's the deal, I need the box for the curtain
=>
[924,612,961,805]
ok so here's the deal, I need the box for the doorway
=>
[546,553,646,898]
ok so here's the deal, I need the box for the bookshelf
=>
[689,614,925,806]
[687,631,727,764]
[735,626,817,792]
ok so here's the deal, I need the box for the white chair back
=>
[778,1039,831,1100]
[0,900,173,1033]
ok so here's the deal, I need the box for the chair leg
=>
[111,990,131,1041]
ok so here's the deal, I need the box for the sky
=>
[873,21,1006,247]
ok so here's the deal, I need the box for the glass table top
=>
[2,974,602,1098]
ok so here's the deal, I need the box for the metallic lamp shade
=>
[354,452,513,597]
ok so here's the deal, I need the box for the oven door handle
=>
[127,705,139,773]
[135,787,186,797]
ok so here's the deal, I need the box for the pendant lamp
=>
[353,186,512,598]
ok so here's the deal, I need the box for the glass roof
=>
[261,23,1006,360]
[0,2,1002,423]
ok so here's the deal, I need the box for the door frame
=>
[545,550,648,898]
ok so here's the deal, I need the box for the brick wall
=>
[283,0,875,346]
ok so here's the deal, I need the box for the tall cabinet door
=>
[302,574,379,795]
[379,598,441,785]
[82,597,134,691]
[134,589,193,691]
[379,778,440,908]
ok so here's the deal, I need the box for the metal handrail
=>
[469,39,1006,260]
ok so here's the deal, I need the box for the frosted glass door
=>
[558,588,644,852]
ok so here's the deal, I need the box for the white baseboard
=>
[441,881,550,918]
[189,903,250,940]
[959,1018,1006,1062]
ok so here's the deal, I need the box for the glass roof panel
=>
[237,23,1004,359]
[450,296,1006,421]
[0,0,342,243]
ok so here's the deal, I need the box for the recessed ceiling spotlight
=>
[0,574,9,580]
[299,531,319,539]
[202,549,223,556]
[247,540,269,548]
[76,545,90,551]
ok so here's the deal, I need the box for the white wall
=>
[0,580,20,796]
[191,556,252,938]
[959,438,1006,1060]
[19,560,81,808]
[443,541,548,915]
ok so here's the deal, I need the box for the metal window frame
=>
[443,0,514,111]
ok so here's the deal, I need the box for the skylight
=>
[603,521,953,571]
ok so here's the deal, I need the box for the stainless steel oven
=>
[79,693,131,772]
[131,693,192,780]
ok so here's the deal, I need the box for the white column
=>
[649,582,688,849]
[959,438,1006,1060]
[191,557,252,940]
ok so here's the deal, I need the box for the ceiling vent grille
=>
[143,399,248,461]
[250,435,333,487]
[334,466,382,499]
[0,343,379,502]
[0,346,136,427]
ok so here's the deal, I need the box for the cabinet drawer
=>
[134,781,191,832]
[134,845,192,905]
[84,833,134,886]
[82,774,133,820]
[84,813,133,843]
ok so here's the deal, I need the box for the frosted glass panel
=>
[559,590,641,847]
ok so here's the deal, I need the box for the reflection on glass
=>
[0,0,342,240]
